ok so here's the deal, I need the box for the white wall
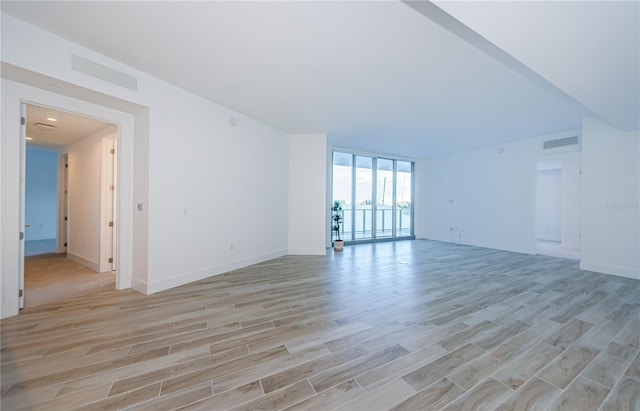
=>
[418,129,581,254]
[581,117,639,279]
[536,168,562,242]
[288,134,327,255]
[25,147,58,241]
[66,125,117,271]
[1,13,304,316]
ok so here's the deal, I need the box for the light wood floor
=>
[25,253,115,307]
[1,240,638,410]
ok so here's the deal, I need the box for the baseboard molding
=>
[288,248,327,256]
[424,235,536,255]
[580,261,639,280]
[67,252,100,272]
[145,249,288,295]
[25,235,56,241]
[537,235,561,242]
[131,278,148,294]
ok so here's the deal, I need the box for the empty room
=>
[1,1,638,410]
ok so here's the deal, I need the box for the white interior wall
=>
[581,117,639,279]
[66,124,117,271]
[536,168,562,242]
[417,129,581,254]
[1,13,305,308]
[288,134,327,255]
[24,147,58,241]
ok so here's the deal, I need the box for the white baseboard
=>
[25,235,56,241]
[145,249,288,295]
[288,248,327,256]
[537,235,561,242]
[131,278,148,294]
[67,252,100,272]
[580,261,639,280]
[424,235,536,255]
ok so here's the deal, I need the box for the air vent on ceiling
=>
[35,123,56,131]
[72,54,138,91]
[543,136,579,150]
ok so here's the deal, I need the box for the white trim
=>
[67,251,100,272]
[1,79,137,318]
[288,248,327,256]
[330,145,417,162]
[145,249,288,295]
[580,261,639,280]
[424,236,537,255]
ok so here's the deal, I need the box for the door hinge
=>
[109,185,115,191]
[110,148,115,155]
[108,221,114,227]
[21,117,25,125]
[64,216,68,221]
[65,164,68,168]
[19,232,24,240]
[19,289,23,298]
[64,242,67,247]
[108,258,113,263]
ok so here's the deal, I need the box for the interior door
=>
[110,137,118,272]
[19,103,27,308]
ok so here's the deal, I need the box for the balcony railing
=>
[337,205,411,241]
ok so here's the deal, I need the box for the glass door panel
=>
[396,161,413,237]
[332,152,353,241]
[354,156,373,240]
[376,159,394,238]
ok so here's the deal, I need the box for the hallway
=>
[24,253,115,307]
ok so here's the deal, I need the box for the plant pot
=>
[333,240,344,252]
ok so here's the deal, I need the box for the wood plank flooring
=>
[1,240,639,410]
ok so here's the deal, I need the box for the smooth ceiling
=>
[26,104,113,150]
[2,1,637,158]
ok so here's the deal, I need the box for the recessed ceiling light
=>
[47,117,57,122]
[26,137,33,140]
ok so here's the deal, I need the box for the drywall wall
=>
[66,125,117,271]
[289,134,327,255]
[418,129,581,254]
[581,117,639,279]
[1,13,295,308]
[24,147,58,241]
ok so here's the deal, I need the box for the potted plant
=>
[331,200,344,251]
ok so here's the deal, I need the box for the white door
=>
[109,137,118,272]
[57,154,69,254]
[101,135,118,272]
[19,103,27,308]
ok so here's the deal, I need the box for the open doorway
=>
[23,103,119,307]
[535,155,582,260]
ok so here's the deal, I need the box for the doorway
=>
[22,103,119,307]
[535,155,582,260]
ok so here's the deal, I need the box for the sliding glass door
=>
[332,151,414,243]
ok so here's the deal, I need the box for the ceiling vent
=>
[543,136,579,150]
[72,54,138,91]
[35,123,56,131]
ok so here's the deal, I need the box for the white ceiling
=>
[26,104,113,150]
[2,1,637,158]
